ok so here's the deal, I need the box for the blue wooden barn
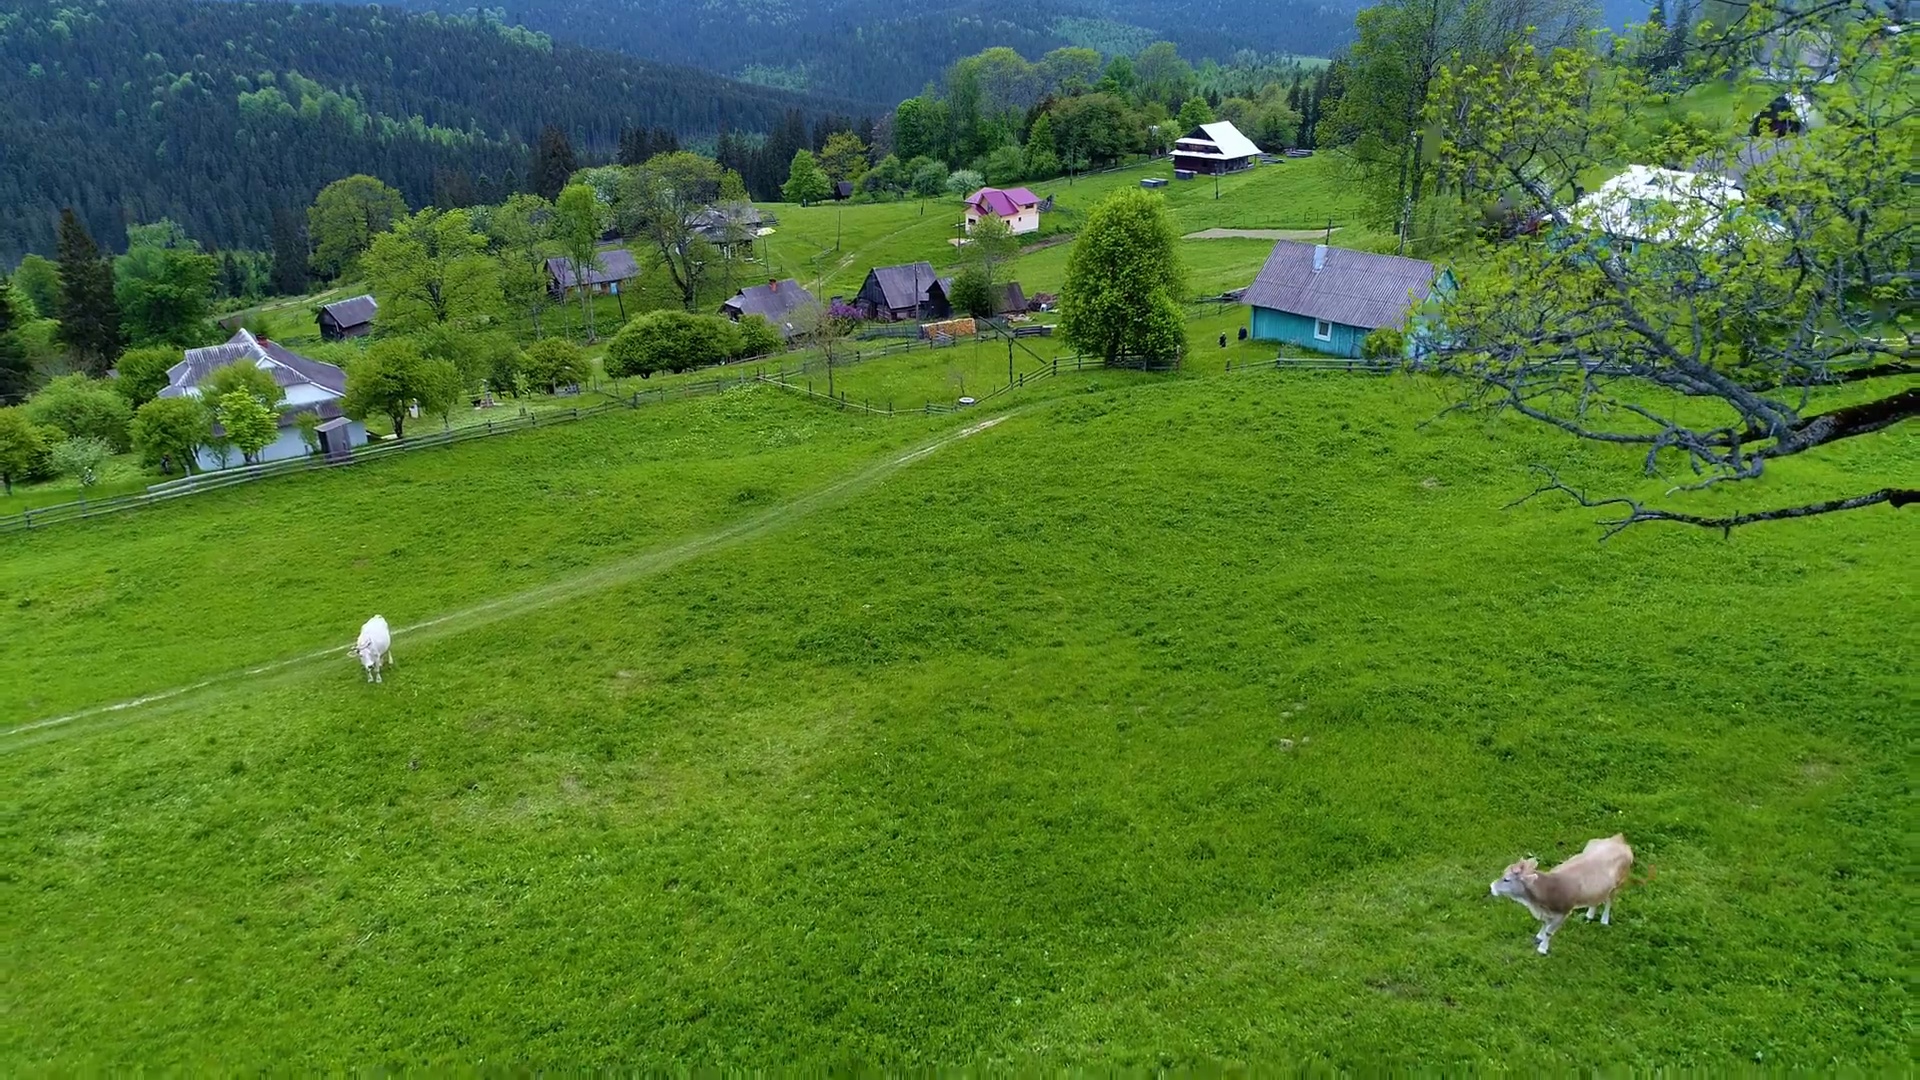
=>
[1243,242,1454,358]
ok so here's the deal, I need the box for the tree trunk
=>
[391,410,405,439]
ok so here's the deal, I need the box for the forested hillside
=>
[0,0,863,260]
[321,0,1368,102]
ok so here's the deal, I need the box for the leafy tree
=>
[605,310,735,379]
[1423,11,1916,532]
[214,389,278,463]
[363,209,497,331]
[11,255,61,318]
[203,360,284,410]
[0,277,33,405]
[1024,113,1062,180]
[948,266,995,317]
[1040,47,1103,96]
[129,395,211,473]
[617,153,723,313]
[894,97,932,161]
[50,436,111,494]
[1050,93,1140,171]
[308,176,407,279]
[269,209,310,296]
[980,145,1026,186]
[733,315,786,359]
[783,150,833,205]
[1059,189,1186,361]
[489,193,556,338]
[1177,96,1216,131]
[1361,327,1406,359]
[553,183,608,341]
[531,126,579,201]
[862,153,911,197]
[340,338,460,439]
[908,157,951,197]
[114,220,218,347]
[0,406,49,494]
[945,169,986,196]
[819,132,870,184]
[25,374,132,450]
[522,338,585,394]
[1135,42,1196,107]
[114,346,179,407]
[963,212,1021,297]
[53,209,122,376]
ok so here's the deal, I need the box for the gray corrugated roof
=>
[688,203,763,242]
[158,329,347,399]
[1242,242,1438,330]
[721,279,815,331]
[546,248,641,289]
[865,262,939,310]
[319,294,377,328]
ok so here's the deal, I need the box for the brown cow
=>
[1491,834,1636,955]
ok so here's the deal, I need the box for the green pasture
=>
[1,371,1908,1068]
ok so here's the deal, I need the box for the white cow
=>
[354,615,393,683]
[1491,833,1642,955]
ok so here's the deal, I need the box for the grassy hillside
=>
[2,371,1907,1067]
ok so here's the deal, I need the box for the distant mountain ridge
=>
[0,0,866,261]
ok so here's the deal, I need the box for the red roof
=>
[967,187,1039,218]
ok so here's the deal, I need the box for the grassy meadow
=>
[2,367,1909,1068]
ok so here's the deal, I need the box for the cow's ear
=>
[1519,858,1539,873]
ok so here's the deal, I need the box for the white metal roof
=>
[1572,165,1745,247]
[1174,121,1260,161]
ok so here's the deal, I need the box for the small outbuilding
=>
[316,294,377,340]
[854,262,950,321]
[720,278,816,338]
[1171,121,1260,175]
[1242,241,1453,358]
[688,204,764,251]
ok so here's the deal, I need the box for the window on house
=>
[1314,319,1333,341]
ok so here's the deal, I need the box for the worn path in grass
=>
[3,411,1019,745]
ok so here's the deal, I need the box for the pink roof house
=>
[964,186,1041,236]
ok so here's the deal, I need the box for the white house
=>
[964,187,1041,236]
[158,328,364,470]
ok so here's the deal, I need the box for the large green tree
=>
[1423,7,1916,532]
[553,184,608,341]
[53,210,122,376]
[128,395,212,474]
[308,176,408,279]
[0,277,33,405]
[340,338,461,439]
[363,209,497,331]
[113,346,180,408]
[782,150,833,205]
[1058,190,1186,362]
[214,390,278,463]
[489,193,556,338]
[0,406,49,494]
[10,255,61,319]
[616,154,723,313]
[114,220,218,347]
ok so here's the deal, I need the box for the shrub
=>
[50,436,112,492]
[114,346,179,407]
[945,169,985,197]
[948,266,994,317]
[522,338,584,394]
[606,311,735,380]
[734,315,785,359]
[25,374,133,451]
[129,395,212,473]
[1361,327,1406,360]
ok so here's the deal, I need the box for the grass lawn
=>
[0,372,1907,1068]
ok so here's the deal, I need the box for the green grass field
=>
[2,369,1908,1068]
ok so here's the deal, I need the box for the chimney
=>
[768,278,778,292]
[1313,244,1327,272]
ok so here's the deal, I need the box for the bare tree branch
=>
[1510,466,1917,539]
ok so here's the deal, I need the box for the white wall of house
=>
[192,418,365,472]
[965,206,1039,235]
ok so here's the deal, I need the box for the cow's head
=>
[1490,857,1539,898]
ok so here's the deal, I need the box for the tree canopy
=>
[1059,190,1187,362]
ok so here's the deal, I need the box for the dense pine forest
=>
[342,0,1369,102]
[0,0,865,260]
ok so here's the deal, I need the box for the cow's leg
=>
[1601,899,1613,926]
[1537,913,1567,954]
[1585,906,1598,921]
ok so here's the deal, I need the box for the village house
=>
[315,294,377,340]
[545,247,641,299]
[158,328,365,469]
[1242,242,1453,358]
[688,204,766,252]
[854,262,951,322]
[720,278,816,338]
[964,187,1041,235]
[1571,165,1748,250]
[1171,121,1261,175]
